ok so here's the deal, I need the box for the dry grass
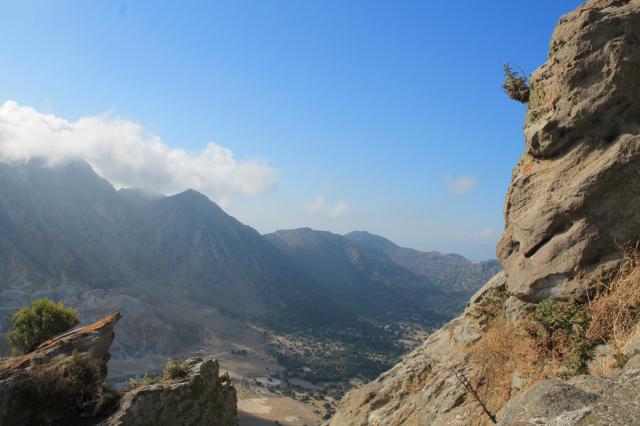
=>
[468,315,559,415]
[465,248,640,422]
[587,249,640,354]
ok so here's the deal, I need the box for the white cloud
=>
[447,176,477,195]
[0,100,278,204]
[480,228,493,238]
[304,196,349,219]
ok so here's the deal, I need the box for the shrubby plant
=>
[502,64,530,103]
[163,358,188,379]
[7,298,80,354]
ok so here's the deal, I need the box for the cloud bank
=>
[304,196,349,219]
[0,101,278,204]
[447,176,477,195]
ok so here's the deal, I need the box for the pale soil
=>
[236,390,323,426]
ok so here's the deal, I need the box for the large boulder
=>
[497,0,640,301]
[103,357,238,426]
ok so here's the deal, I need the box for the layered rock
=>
[497,0,640,301]
[103,357,238,426]
[0,312,122,424]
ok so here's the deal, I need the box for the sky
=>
[0,0,584,260]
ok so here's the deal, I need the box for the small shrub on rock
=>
[7,298,80,355]
[13,351,117,424]
[163,358,189,380]
[502,64,530,103]
[127,373,157,390]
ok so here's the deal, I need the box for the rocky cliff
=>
[330,0,640,424]
[103,357,238,426]
[497,0,640,302]
[0,313,238,425]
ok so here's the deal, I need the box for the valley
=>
[0,159,499,424]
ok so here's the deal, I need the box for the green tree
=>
[7,298,80,355]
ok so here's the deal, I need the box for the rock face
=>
[0,312,122,425]
[329,273,506,426]
[497,0,640,302]
[103,357,238,426]
[0,314,239,426]
[330,1,640,424]
[499,354,640,425]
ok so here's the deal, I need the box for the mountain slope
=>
[0,160,343,360]
[266,228,498,323]
[345,230,501,300]
[0,160,499,383]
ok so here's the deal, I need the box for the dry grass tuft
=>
[468,315,560,416]
[587,249,640,354]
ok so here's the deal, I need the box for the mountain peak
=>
[344,231,398,251]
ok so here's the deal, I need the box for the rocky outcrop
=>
[103,357,238,426]
[329,273,506,426]
[0,312,122,425]
[331,1,640,424]
[0,313,239,426]
[499,354,640,425]
[497,0,640,302]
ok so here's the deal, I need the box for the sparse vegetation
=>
[468,295,592,416]
[473,286,508,319]
[7,298,80,355]
[527,298,590,377]
[525,80,545,123]
[586,249,640,354]
[13,351,118,424]
[164,358,189,379]
[502,64,530,103]
[128,372,158,390]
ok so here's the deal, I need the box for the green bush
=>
[7,298,80,355]
[528,298,590,377]
[163,358,188,379]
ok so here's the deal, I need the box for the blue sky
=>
[0,1,583,260]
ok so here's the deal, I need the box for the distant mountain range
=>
[0,159,499,369]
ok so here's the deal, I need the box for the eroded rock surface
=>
[330,1,640,424]
[497,0,640,301]
[329,273,506,426]
[103,357,238,426]
[499,354,640,425]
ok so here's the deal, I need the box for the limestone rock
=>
[103,357,238,426]
[0,312,122,425]
[329,277,497,426]
[497,0,640,301]
[500,357,640,425]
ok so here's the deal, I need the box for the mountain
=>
[0,159,499,381]
[266,228,499,322]
[345,231,501,300]
[0,159,341,361]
